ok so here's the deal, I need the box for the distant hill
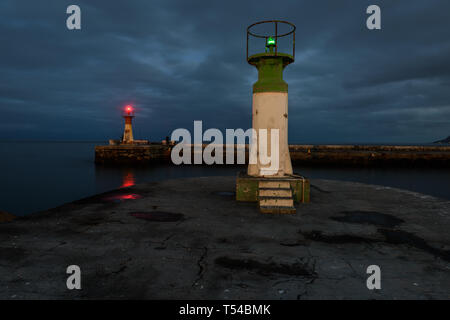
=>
[433,136,450,144]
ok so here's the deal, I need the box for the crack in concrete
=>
[296,276,317,300]
[343,259,364,280]
[147,233,176,249]
[192,246,208,287]
[111,265,127,275]
[107,258,132,276]
[45,241,67,252]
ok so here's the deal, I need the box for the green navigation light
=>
[266,37,276,46]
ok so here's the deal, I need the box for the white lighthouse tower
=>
[246,33,293,177]
[236,20,310,213]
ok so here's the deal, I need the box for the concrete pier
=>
[288,144,450,167]
[95,144,171,164]
[0,211,15,223]
[0,176,449,299]
[95,143,450,167]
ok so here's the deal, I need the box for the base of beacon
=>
[235,171,310,204]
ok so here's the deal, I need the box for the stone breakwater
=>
[95,144,171,164]
[0,211,15,223]
[288,145,450,167]
[95,143,450,167]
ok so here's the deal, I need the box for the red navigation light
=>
[124,105,134,116]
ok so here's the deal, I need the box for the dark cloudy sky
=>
[1,0,449,143]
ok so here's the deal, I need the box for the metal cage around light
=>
[246,20,296,62]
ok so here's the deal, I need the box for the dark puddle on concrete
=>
[71,212,124,226]
[0,247,27,262]
[279,240,307,247]
[129,211,184,222]
[300,229,450,262]
[331,211,404,228]
[212,191,236,197]
[379,229,450,262]
[215,256,317,277]
[301,230,373,244]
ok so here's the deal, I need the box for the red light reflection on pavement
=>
[121,171,135,188]
[103,193,142,201]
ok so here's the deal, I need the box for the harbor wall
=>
[95,145,171,164]
[95,144,450,167]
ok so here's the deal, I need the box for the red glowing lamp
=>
[124,105,134,116]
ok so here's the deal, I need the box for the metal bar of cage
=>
[247,20,296,38]
[246,31,249,60]
[293,29,295,59]
[275,21,278,56]
[246,20,296,62]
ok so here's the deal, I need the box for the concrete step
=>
[258,180,290,189]
[260,205,296,214]
[259,197,294,207]
[259,188,292,197]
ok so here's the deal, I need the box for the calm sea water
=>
[0,141,449,216]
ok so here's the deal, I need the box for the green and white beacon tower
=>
[236,20,310,214]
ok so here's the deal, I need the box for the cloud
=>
[0,0,449,143]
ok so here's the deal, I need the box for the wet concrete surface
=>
[330,211,405,228]
[0,176,449,299]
